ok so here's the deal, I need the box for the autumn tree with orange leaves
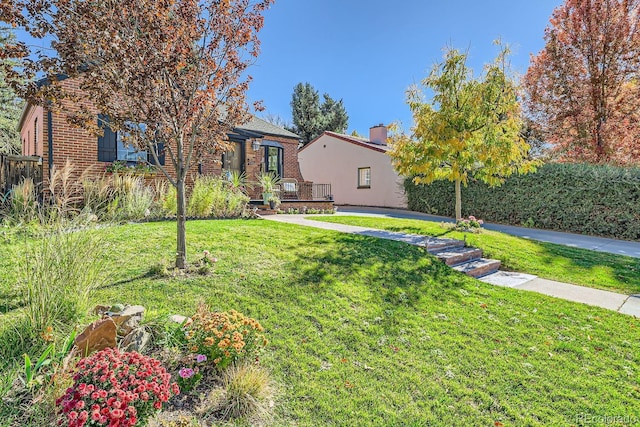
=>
[524,0,640,165]
[1,0,273,268]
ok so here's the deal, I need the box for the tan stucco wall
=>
[20,105,44,157]
[299,134,407,208]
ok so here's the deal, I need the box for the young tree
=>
[1,0,273,269]
[290,82,349,144]
[0,27,22,155]
[388,44,538,220]
[524,0,640,165]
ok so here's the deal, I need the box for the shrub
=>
[219,362,273,421]
[405,162,640,240]
[56,348,179,427]
[187,175,248,218]
[155,183,177,218]
[20,226,108,335]
[183,305,267,370]
[451,215,483,233]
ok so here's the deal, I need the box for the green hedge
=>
[405,163,640,240]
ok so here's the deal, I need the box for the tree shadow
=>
[284,231,467,308]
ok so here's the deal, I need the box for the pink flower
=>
[195,354,207,363]
[469,215,476,221]
[179,367,194,379]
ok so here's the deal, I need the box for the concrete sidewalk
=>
[335,206,640,258]
[265,214,640,317]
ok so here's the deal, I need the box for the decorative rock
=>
[118,317,140,337]
[121,328,151,353]
[74,317,117,356]
[109,303,125,313]
[92,305,110,316]
[169,314,192,326]
[119,305,145,319]
[109,305,145,336]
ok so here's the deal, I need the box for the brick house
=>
[17,77,331,207]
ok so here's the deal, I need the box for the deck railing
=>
[250,180,331,201]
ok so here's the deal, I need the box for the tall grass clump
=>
[219,363,274,421]
[4,178,39,225]
[187,175,248,218]
[19,226,108,336]
[188,175,219,217]
[111,174,155,220]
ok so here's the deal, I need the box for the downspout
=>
[47,109,53,179]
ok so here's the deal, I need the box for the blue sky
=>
[248,0,562,135]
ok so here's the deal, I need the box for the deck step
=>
[435,247,484,266]
[424,237,466,253]
[452,258,502,278]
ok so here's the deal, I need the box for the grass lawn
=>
[1,219,640,426]
[309,215,640,295]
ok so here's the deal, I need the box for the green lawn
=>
[1,219,640,426]
[309,215,640,295]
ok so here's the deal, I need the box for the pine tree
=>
[290,82,349,144]
[0,26,23,155]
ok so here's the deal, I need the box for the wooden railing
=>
[249,180,332,201]
[0,155,43,196]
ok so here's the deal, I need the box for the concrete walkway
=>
[335,206,640,258]
[265,214,640,317]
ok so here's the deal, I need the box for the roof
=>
[300,131,389,153]
[237,116,300,139]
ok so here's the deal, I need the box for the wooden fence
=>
[0,155,43,197]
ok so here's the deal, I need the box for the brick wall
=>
[28,78,303,198]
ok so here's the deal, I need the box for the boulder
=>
[74,317,117,356]
[109,305,145,335]
[121,328,151,353]
[92,305,110,316]
[169,314,192,326]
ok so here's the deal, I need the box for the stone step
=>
[452,258,502,278]
[424,237,466,253]
[256,208,277,216]
[435,247,484,266]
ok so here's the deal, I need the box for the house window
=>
[34,118,38,154]
[222,141,244,174]
[264,146,283,177]
[117,132,147,162]
[358,167,371,188]
[97,116,163,165]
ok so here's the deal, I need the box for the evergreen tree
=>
[290,82,349,144]
[0,26,23,155]
[320,94,348,135]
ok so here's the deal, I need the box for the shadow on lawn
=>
[285,232,467,307]
[0,289,24,314]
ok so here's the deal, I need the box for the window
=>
[222,141,244,174]
[97,116,163,165]
[358,167,371,188]
[265,146,283,177]
[117,132,147,162]
[34,118,38,154]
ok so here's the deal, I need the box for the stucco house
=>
[16,76,331,208]
[298,125,407,208]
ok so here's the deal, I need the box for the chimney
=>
[369,123,387,145]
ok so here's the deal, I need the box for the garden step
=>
[435,247,484,266]
[452,258,502,278]
[424,237,466,253]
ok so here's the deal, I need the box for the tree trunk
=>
[455,179,462,220]
[175,177,187,269]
